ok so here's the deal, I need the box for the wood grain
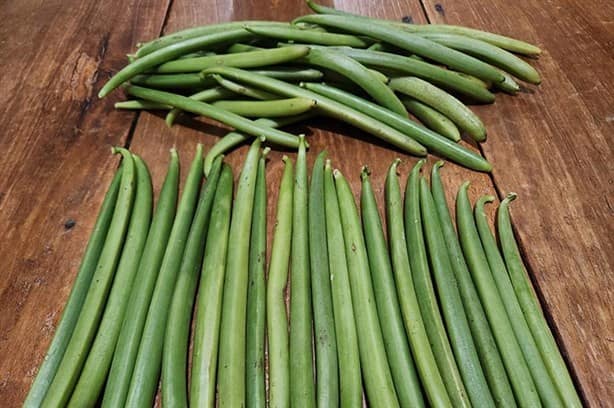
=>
[0,0,170,403]
[421,1,614,405]
[0,0,611,406]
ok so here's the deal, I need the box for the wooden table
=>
[1,0,612,406]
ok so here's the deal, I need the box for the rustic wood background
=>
[0,0,612,406]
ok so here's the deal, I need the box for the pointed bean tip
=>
[195,143,203,156]
[360,165,371,180]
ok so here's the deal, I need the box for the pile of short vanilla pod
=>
[99,0,543,173]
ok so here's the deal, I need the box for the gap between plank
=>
[124,0,175,149]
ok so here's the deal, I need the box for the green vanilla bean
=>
[161,155,223,408]
[309,151,338,407]
[384,159,451,408]
[24,166,123,408]
[114,100,171,110]
[125,85,300,148]
[124,145,204,407]
[431,163,515,408]
[165,86,237,128]
[476,196,562,406]
[498,194,581,407]
[101,150,179,408]
[245,25,371,47]
[290,136,316,407]
[390,76,486,142]
[296,47,407,116]
[211,97,316,117]
[267,156,294,408]
[404,161,470,408]
[68,155,152,407]
[210,74,280,100]
[203,114,314,177]
[419,177,495,408]
[99,29,254,97]
[304,1,542,55]
[360,167,425,407]
[153,45,310,73]
[324,161,362,407]
[334,169,399,408]
[189,160,233,408]
[202,67,427,156]
[456,183,540,408]
[218,138,262,407]
[41,148,136,408]
[135,21,291,57]
[246,152,268,408]
[325,46,495,104]
[416,33,541,84]
[302,82,490,172]
[401,98,461,142]
[293,14,506,84]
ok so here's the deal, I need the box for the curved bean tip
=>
[262,147,272,158]
[476,194,496,208]
[332,168,342,179]
[434,160,445,170]
[259,135,267,143]
[503,192,518,203]
[460,180,471,193]
[360,165,371,181]
[389,158,401,175]
[411,158,426,174]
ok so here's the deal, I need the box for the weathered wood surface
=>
[0,0,611,406]
[0,0,171,404]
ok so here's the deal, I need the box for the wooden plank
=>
[0,0,170,405]
[421,0,614,404]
